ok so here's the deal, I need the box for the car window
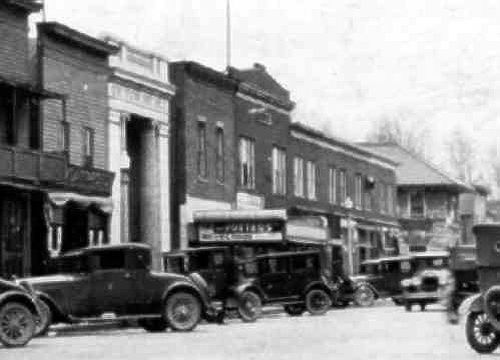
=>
[56,255,89,273]
[95,250,126,270]
[190,253,211,271]
[166,257,185,273]
[292,255,318,272]
[259,257,288,274]
[213,252,225,267]
[401,261,411,273]
[129,250,151,270]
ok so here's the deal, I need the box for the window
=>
[387,185,394,215]
[120,114,128,152]
[364,182,372,212]
[239,137,255,189]
[197,121,207,178]
[328,168,337,204]
[272,146,286,195]
[215,127,224,182]
[29,98,40,149]
[260,257,288,273]
[293,157,304,197]
[58,121,70,152]
[410,190,425,217]
[338,170,347,204]
[306,161,317,200]
[355,174,362,209]
[82,127,94,167]
[96,250,125,270]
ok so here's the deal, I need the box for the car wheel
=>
[34,300,52,337]
[392,297,403,306]
[305,289,331,316]
[0,302,36,348]
[284,304,306,316]
[466,312,500,354]
[354,286,375,307]
[405,302,412,312]
[139,318,168,332]
[165,292,201,332]
[238,291,262,322]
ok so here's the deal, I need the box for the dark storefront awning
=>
[47,192,113,214]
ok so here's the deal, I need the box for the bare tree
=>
[365,111,430,158]
[446,128,475,183]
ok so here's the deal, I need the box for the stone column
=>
[128,118,161,270]
[157,121,170,254]
[108,109,123,244]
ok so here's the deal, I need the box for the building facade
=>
[359,143,473,252]
[169,61,238,249]
[104,36,174,269]
[0,2,116,278]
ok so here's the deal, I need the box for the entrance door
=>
[63,203,88,252]
[0,196,27,278]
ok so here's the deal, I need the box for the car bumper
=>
[402,290,441,301]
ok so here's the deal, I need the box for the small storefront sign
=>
[236,192,265,210]
[198,220,283,243]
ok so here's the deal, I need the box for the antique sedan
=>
[0,278,39,347]
[18,244,218,334]
[400,268,453,311]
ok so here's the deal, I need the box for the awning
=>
[47,192,113,214]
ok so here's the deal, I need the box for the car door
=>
[89,249,136,316]
[289,254,320,298]
[258,256,290,300]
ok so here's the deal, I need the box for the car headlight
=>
[18,280,36,295]
[401,279,411,287]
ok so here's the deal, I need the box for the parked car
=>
[400,268,453,311]
[18,244,219,334]
[464,224,500,354]
[0,277,39,347]
[165,248,336,321]
[353,256,413,306]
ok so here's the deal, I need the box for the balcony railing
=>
[0,145,114,196]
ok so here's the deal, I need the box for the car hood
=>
[18,274,80,285]
[350,274,372,282]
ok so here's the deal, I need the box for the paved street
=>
[1,303,489,360]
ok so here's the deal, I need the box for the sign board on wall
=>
[198,220,283,243]
[236,192,265,210]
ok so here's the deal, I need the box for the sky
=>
[36,0,500,189]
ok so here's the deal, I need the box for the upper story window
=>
[410,190,425,217]
[293,157,304,197]
[354,174,363,209]
[239,136,255,189]
[306,161,317,200]
[215,127,225,183]
[328,167,337,204]
[387,184,394,215]
[58,121,70,153]
[272,146,286,195]
[338,170,347,205]
[197,121,207,178]
[82,127,94,167]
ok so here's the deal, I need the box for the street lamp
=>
[344,197,355,276]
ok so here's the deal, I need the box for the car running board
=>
[68,314,162,323]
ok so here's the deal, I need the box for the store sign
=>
[66,165,115,196]
[198,220,283,243]
[236,192,264,210]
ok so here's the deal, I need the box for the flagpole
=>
[226,0,231,70]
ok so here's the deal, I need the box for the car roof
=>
[361,256,411,265]
[61,243,151,257]
[254,250,320,259]
[163,246,230,256]
[411,251,449,259]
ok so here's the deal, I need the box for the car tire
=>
[392,297,403,306]
[284,304,306,316]
[0,302,36,348]
[34,299,52,337]
[305,289,331,316]
[139,318,168,332]
[238,291,262,322]
[405,302,412,312]
[165,292,201,332]
[466,311,500,354]
[354,286,375,307]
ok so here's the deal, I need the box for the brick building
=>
[104,35,174,269]
[359,143,474,252]
[169,61,238,249]
[0,3,116,278]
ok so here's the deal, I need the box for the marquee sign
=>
[198,220,284,243]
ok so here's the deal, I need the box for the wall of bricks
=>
[39,32,110,170]
[0,4,31,82]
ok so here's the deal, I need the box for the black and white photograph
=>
[0,0,499,358]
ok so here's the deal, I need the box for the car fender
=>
[162,281,208,308]
[461,293,483,314]
[231,281,266,302]
[304,281,334,298]
[0,290,38,316]
[353,281,380,299]
[35,291,68,323]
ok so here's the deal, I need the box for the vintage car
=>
[0,277,39,347]
[352,256,413,306]
[464,224,500,354]
[18,243,219,334]
[165,248,337,321]
[400,251,452,311]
